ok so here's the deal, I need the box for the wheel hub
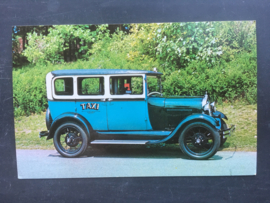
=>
[193,133,207,147]
[65,133,79,147]
[196,138,201,144]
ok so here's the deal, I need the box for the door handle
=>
[108,98,113,101]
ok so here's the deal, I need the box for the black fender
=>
[46,112,93,140]
[148,113,220,144]
[46,108,52,130]
[213,111,228,120]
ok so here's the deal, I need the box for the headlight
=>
[202,91,208,107]
[203,102,212,116]
[203,102,210,111]
[210,102,216,112]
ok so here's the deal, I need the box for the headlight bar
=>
[221,125,236,136]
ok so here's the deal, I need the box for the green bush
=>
[13,50,159,116]
[163,50,257,104]
[13,22,257,116]
[13,50,257,117]
[23,25,111,65]
[13,65,48,116]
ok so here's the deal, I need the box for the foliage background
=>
[12,21,257,117]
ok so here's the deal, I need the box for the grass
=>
[14,102,257,151]
[217,102,257,151]
[15,112,54,149]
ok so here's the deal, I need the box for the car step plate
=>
[90,140,159,145]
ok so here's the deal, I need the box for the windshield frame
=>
[146,75,162,95]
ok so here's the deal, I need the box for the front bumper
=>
[220,125,235,137]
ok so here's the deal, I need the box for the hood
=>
[164,96,203,110]
[147,96,204,130]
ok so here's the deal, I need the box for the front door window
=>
[110,76,143,95]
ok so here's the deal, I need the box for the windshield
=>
[147,76,162,94]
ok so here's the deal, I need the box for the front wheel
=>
[179,122,220,160]
[53,122,89,158]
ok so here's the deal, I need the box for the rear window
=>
[77,77,104,95]
[54,78,73,95]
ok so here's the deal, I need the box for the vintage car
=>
[39,69,235,160]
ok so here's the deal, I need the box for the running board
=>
[90,140,159,145]
[96,131,171,137]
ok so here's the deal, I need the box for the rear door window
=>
[77,77,104,95]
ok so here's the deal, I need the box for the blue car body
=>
[40,69,235,159]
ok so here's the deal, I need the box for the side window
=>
[110,76,143,95]
[77,77,104,95]
[54,78,73,95]
[147,76,160,92]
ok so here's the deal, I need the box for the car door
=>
[106,74,150,130]
[75,76,108,131]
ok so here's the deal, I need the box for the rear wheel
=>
[179,122,220,160]
[53,122,88,158]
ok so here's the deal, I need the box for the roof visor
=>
[51,69,163,77]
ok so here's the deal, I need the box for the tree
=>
[23,24,111,64]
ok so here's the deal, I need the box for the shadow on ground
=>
[47,144,224,160]
[71,144,223,160]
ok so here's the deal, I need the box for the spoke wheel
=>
[179,122,220,160]
[53,122,88,158]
